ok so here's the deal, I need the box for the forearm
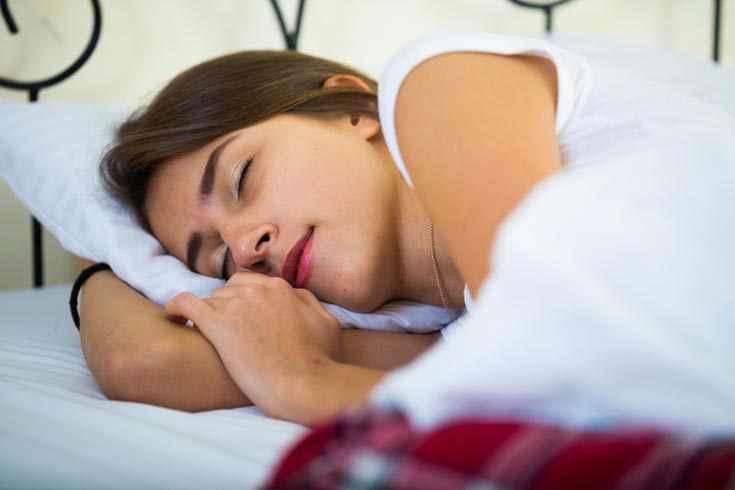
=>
[79,270,439,413]
[79,270,251,411]
[266,361,388,427]
[340,329,439,370]
[276,331,439,426]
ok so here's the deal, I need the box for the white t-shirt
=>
[371,32,735,436]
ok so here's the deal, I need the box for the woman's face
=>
[145,114,401,312]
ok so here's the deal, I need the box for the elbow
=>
[96,339,175,404]
[97,350,136,402]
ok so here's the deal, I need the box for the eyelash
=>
[236,157,253,199]
[219,157,254,279]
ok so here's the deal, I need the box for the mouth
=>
[282,227,314,288]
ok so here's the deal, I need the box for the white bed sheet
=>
[0,285,307,490]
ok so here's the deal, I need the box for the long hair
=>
[100,50,378,229]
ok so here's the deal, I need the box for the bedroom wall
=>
[0,0,733,290]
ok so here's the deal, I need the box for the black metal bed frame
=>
[1,0,101,288]
[0,0,727,288]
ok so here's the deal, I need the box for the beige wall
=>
[1,0,733,290]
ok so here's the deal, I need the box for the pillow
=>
[0,97,453,331]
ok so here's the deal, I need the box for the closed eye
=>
[236,157,253,200]
[214,245,230,280]
[218,157,254,279]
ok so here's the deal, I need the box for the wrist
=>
[82,269,117,289]
[269,360,385,426]
[70,263,112,330]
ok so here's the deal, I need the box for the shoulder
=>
[377,33,574,188]
[392,50,560,190]
[395,50,558,137]
[384,49,564,294]
[379,32,562,140]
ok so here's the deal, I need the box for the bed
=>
[0,284,306,489]
[1,1,733,489]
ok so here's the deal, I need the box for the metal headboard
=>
[506,0,725,62]
[0,0,102,288]
[0,0,727,288]
[270,0,307,51]
[271,0,726,62]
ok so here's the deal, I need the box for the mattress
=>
[0,285,307,490]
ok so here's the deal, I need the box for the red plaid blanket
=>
[266,409,735,489]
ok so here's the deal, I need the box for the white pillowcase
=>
[0,97,453,331]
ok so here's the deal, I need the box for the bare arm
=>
[395,52,561,295]
[79,269,438,412]
[80,269,249,411]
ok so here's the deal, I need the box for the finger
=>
[166,313,189,325]
[200,297,230,310]
[226,271,274,287]
[216,276,297,301]
[209,284,264,305]
[293,287,322,307]
[165,292,217,332]
[293,289,338,325]
[209,286,236,299]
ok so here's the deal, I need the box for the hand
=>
[165,272,341,418]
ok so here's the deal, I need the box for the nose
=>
[221,222,276,275]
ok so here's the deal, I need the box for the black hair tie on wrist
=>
[69,263,111,331]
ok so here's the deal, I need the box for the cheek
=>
[261,164,333,211]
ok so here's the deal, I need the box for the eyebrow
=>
[187,135,237,273]
[199,135,237,203]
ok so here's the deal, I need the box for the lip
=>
[282,228,314,288]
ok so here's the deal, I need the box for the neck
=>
[391,173,465,309]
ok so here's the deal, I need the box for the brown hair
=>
[100,50,378,229]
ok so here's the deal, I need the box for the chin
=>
[313,257,389,313]
[318,284,385,314]
[339,297,383,314]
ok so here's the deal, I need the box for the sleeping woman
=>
[80,32,734,432]
[79,48,457,414]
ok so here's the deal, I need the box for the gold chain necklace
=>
[429,220,457,322]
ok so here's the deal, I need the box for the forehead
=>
[146,122,255,207]
[144,142,212,262]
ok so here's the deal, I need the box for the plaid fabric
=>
[265,409,735,489]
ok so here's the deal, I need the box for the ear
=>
[322,74,372,91]
[349,113,381,141]
[323,75,380,140]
